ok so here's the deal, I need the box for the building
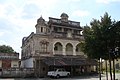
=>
[0,53,19,70]
[21,13,97,77]
[102,59,120,71]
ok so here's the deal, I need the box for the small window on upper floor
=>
[67,31,72,38]
[41,27,43,32]
[43,67,45,71]
[64,28,68,33]
[13,64,17,67]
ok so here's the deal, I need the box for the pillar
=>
[62,27,64,32]
[73,46,76,55]
[63,46,66,55]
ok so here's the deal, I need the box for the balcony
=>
[73,34,84,40]
[54,51,63,55]
[54,51,85,56]
[53,32,66,38]
[76,52,84,55]
[34,50,52,57]
[53,32,84,40]
[66,51,73,55]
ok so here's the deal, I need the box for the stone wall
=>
[0,68,34,78]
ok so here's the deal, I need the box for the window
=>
[41,43,47,52]
[64,28,68,33]
[43,67,45,71]
[40,40,49,52]
[67,32,72,38]
[76,48,78,52]
[54,27,58,32]
[41,27,43,32]
[54,46,58,50]
[13,64,17,67]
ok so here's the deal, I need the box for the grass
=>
[115,70,120,73]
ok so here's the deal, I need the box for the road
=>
[0,73,120,80]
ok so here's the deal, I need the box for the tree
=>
[83,19,107,80]
[100,12,114,80]
[82,12,115,80]
[83,19,108,59]
[112,21,120,80]
[0,45,15,53]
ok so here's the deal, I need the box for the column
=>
[73,46,76,55]
[63,46,66,55]
[53,44,55,55]
[62,27,64,32]
[52,26,54,32]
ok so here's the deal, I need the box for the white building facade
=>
[21,13,97,77]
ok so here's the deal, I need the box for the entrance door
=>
[2,60,11,69]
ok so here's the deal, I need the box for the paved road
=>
[0,73,120,80]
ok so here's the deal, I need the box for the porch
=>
[34,55,98,77]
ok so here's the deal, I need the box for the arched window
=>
[40,40,49,52]
[76,43,81,52]
[41,27,43,32]
[54,42,63,51]
[76,43,83,55]
[66,43,73,55]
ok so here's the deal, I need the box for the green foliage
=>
[82,12,118,60]
[0,45,15,53]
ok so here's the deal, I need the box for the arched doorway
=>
[66,43,73,55]
[54,42,63,55]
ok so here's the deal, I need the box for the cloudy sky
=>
[0,0,120,57]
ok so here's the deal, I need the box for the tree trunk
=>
[99,58,101,80]
[105,60,108,80]
[113,59,115,80]
[109,55,112,80]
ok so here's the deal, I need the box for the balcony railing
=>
[76,52,84,55]
[53,32,66,38]
[66,51,73,55]
[33,50,85,56]
[73,34,84,40]
[54,51,63,55]
[34,50,52,56]
[53,32,84,40]
[54,51,85,56]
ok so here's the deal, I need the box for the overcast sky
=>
[0,0,120,57]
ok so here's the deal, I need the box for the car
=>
[47,68,70,78]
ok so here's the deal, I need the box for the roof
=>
[41,56,97,66]
[0,53,19,60]
[60,13,69,18]
[37,16,45,23]
[48,17,82,29]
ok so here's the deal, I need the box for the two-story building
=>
[21,13,97,77]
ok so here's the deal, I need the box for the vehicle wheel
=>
[56,74,60,78]
[67,73,70,77]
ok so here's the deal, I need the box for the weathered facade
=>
[21,13,97,77]
[0,53,19,69]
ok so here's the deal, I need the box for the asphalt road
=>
[0,73,120,80]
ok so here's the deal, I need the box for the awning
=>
[41,56,97,66]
